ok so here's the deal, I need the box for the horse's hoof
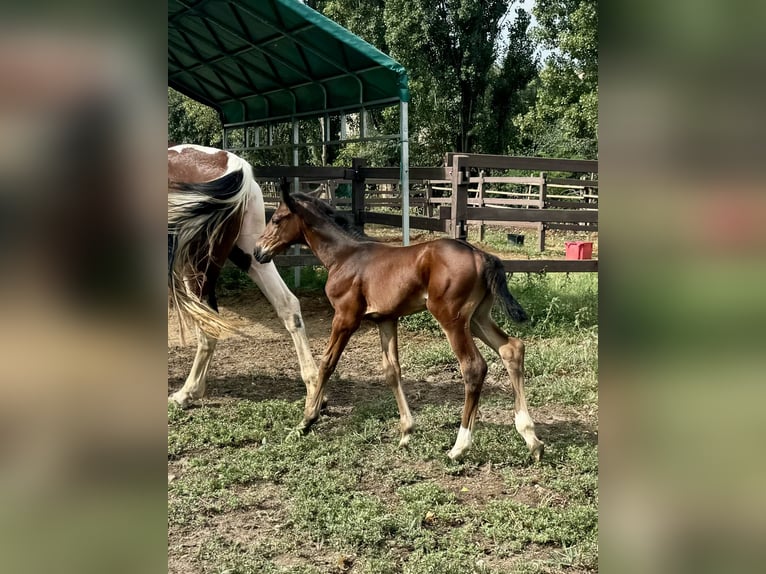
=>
[285,428,303,442]
[447,447,465,462]
[320,396,329,412]
[297,417,318,434]
[398,434,411,448]
[168,393,193,409]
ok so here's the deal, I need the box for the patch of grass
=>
[398,273,597,343]
[402,547,485,574]
[289,473,398,549]
[400,339,455,373]
[169,266,598,573]
[481,498,597,549]
[400,310,442,335]
[194,536,324,574]
[471,226,543,259]
[279,264,329,292]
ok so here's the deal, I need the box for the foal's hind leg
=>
[471,309,544,461]
[379,320,414,447]
[428,299,488,460]
[440,320,488,460]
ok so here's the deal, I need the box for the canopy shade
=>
[168,0,409,125]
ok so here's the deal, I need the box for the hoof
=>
[285,428,303,442]
[320,395,329,413]
[447,447,466,462]
[296,416,318,434]
[530,441,545,463]
[168,393,193,409]
[398,434,411,448]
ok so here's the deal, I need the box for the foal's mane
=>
[292,192,376,241]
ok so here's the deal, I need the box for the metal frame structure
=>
[169,0,412,242]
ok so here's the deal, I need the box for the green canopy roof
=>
[169,0,409,125]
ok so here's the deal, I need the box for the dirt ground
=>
[168,286,593,432]
[167,281,597,477]
[168,287,469,422]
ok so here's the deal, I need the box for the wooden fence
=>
[253,153,598,275]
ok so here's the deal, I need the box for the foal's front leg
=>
[298,312,360,432]
[379,320,415,447]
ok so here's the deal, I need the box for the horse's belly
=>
[364,292,428,319]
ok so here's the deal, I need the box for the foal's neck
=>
[301,219,359,269]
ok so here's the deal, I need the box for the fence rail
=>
[257,152,597,276]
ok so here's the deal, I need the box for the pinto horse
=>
[167,145,318,407]
[254,184,544,461]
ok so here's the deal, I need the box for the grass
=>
[170,243,598,573]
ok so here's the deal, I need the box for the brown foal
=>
[254,184,543,461]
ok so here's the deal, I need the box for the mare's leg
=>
[378,320,414,447]
[300,310,360,431]
[247,260,319,394]
[170,326,217,407]
[471,304,544,461]
[170,274,220,408]
[428,302,488,460]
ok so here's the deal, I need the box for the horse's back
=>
[168,144,242,186]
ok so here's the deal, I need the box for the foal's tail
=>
[481,252,528,322]
[168,163,251,341]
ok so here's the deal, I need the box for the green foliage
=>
[517,0,598,158]
[399,271,598,341]
[475,8,539,155]
[167,88,222,147]
[384,0,510,161]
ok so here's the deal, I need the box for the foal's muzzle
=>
[253,246,273,264]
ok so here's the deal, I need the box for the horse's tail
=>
[481,251,528,323]
[168,162,251,341]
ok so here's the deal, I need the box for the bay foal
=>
[254,184,543,461]
[168,146,318,407]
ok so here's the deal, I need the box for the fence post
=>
[538,171,548,252]
[425,181,434,222]
[478,169,486,242]
[451,155,469,240]
[351,157,366,231]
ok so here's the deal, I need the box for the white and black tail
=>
[168,161,252,341]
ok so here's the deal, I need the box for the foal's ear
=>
[280,177,297,212]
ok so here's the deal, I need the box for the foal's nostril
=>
[254,246,272,264]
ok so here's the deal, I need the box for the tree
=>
[475,8,538,155]
[517,0,598,159]
[384,0,510,162]
[307,1,388,52]
[167,88,222,148]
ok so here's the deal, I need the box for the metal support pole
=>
[351,157,366,231]
[292,119,301,287]
[400,100,410,245]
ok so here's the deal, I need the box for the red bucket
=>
[565,241,593,260]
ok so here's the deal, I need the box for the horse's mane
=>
[292,192,377,242]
